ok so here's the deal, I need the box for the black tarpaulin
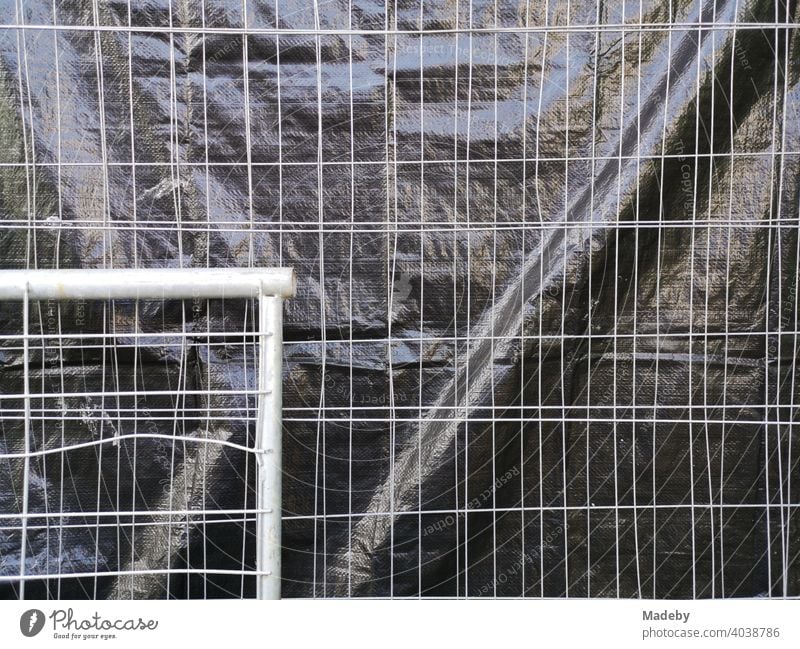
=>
[0,0,799,598]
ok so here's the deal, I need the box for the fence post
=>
[257,294,284,599]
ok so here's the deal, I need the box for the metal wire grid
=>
[0,0,797,598]
[0,292,276,598]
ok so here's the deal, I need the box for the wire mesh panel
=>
[0,269,291,599]
[0,0,798,600]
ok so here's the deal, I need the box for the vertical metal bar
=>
[19,284,30,599]
[256,294,283,599]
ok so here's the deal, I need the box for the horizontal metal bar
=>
[0,502,794,524]
[0,403,786,414]
[0,20,796,36]
[0,509,273,520]
[0,433,263,460]
[281,503,800,522]
[0,268,296,301]
[0,568,271,582]
[0,388,270,400]
[0,330,796,343]
[0,517,259,533]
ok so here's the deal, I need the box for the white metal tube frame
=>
[0,268,295,600]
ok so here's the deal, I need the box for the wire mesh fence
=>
[0,0,799,598]
[0,269,291,598]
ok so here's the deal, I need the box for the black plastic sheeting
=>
[1,0,799,598]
